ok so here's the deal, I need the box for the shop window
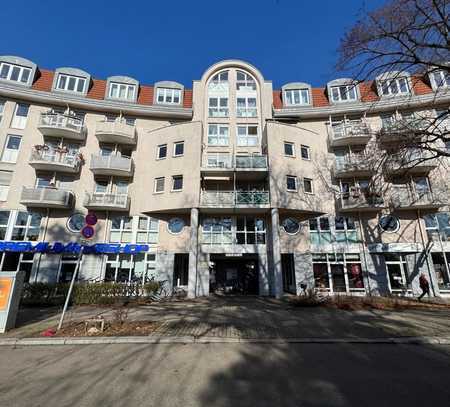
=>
[11,212,42,241]
[309,217,332,245]
[202,217,232,245]
[0,210,11,239]
[424,212,450,242]
[104,253,155,283]
[109,216,133,243]
[236,217,266,244]
[385,253,410,292]
[431,253,450,291]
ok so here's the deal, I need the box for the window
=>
[0,170,12,201]
[0,211,11,239]
[282,218,301,235]
[334,216,358,243]
[381,113,396,129]
[11,212,41,241]
[109,216,133,243]
[210,71,228,84]
[309,217,332,245]
[168,218,185,234]
[36,174,53,188]
[156,88,181,104]
[379,215,400,233]
[1,135,21,163]
[236,97,257,117]
[284,142,295,157]
[330,85,357,102]
[300,145,310,160]
[154,177,165,193]
[1,252,35,281]
[11,103,29,129]
[172,175,183,191]
[424,212,450,242]
[236,71,256,90]
[385,253,410,292]
[157,144,167,159]
[137,217,159,244]
[380,77,409,96]
[202,217,233,245]
[104,253,155,283]
[67,213,85,233]
[237,125,258,146]
[431,70,450,88]
[109,82,136,100]
[286,175,297,191]
[431,252,450,291]
[173,141,184,157]
[206,153,231,168]
[312,253,364,293]
[0,62,31,84]
[94,180,108,193]
[236,217,266,244]
[285,89,309,106]
[208,124,229,145]
[208,97,229,117]
[56,74,86,93]
[114,180,128,196]
[303,178,313,194]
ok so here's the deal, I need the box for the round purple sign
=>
[85,213,98,226]
[81,225,95,239]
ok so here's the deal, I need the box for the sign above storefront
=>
[0,241,150,255]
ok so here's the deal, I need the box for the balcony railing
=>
[334,155,374,176]
[204,155,268,170]
[379,118,429,143]
[391,186,447,209]
[95,120,136,145]
[236,107,257,118]
[201,191,270,207]
[235,155,267,169]
[90,154,133,176]
[84,193,130,211]
[329,121,371,146]
[29,149,82,173]
[38,113,85,140]
[385,151,437,174]
[20,187,73,208]
[338,191,385,212]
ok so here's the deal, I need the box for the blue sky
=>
[1,0,386,88]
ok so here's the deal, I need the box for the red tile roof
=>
[29,68,193,109]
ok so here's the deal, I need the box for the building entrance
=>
[209,254,259,295]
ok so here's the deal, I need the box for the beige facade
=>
[0,56,449,298]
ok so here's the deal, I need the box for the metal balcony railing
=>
[39,113,84,132]
[201,191,270,206]
[334,155,373,174]
[204,155,268,170]
[20,187,73,207]
[235,155,267,169]
[339,191,385,211]
[329,121,371,143]
[391,185,447,208]
[90,154,133,173]
[84,193,130,210]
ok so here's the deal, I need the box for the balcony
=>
[95,120,136,145]
[20,187,74,209]
[84,193,130,211]
[329,121,371,147]
[391,186,448,210]
[90,154,134,177]
[37,113,86,141]
[235,155,268,170]
[334,155,375,178]
[200,191,270,209]
[379,118,427,144]
[29,148,82,174]
[385,151,438,176]
[338,191,385,212]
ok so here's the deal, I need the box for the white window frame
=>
[284,142,295,157]
[56,74,86,93]
[173,141,184,157]
[156,88,181,105]
[385,254,410,293]
[172,175,183,191]
[0,62,32,84]
[208,96,229,117]
[136,216,159,244]
[236,216,266,245]
[431,70,450,89]
[154,177,165,193]
[11,211,42,241]
[236,71,257,91]
[285,89,309,106]
[109,82,136,101]
[236,96,257,117]
[11,103,29,129]
[300,145,310,160]
[303,178,314,194]
[109,216,133,243]
[157,144,167,160]
[208,124,229,146]
[286,175,298,192]
[237,125,259,147]
[1,134,22,163]
[330,85,357,102]
[380,77,410,96]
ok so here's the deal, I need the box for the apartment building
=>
[0,55,449,298]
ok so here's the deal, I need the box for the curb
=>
[0,336,449,346]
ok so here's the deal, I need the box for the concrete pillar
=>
[294,252,313,295]
[187,208,199,298]
[258,251,270,296]
[271,208,283,298]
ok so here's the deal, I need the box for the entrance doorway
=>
[210,254,259,295]
[281,253,296,294]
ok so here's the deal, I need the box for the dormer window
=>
[0,62,31,84]
[109,82,136,101]
[380,77,409,96]
[330,85,357,103]
[285,89,309,106]
[156,88,181,105]
[56,74,86,93]
[431,70,450,89]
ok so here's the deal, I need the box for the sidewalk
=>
[2,296,450,344]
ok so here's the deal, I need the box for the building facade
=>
[0,55,449,298]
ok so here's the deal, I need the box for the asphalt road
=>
[1,343,450,407]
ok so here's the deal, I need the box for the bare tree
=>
[336,0,450,160]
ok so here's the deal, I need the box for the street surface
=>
[1,343,450,407]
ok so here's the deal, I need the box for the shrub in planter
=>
[21,282,69,307]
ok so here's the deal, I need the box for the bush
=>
[21,282,69,306]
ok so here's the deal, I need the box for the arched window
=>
[208,70,229,118]
[236,70,256,90]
